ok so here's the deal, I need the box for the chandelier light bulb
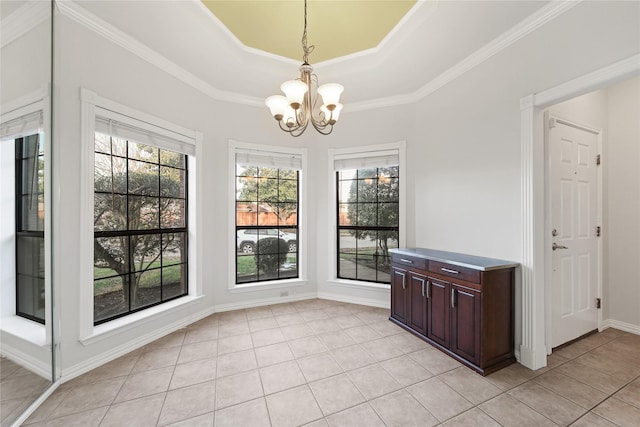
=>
[265,95,289,121]
[321,103,343,124]
[283,107,297,127]
[317,83,344,108]
[281,80,308,109]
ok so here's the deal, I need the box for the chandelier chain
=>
[301,0,314,64]
[265,0,342,136]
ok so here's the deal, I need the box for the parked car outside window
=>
[237,229,297,253]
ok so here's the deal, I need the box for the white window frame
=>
[228,140,308,292]
[0,87,52,350]
[79,88,203,344]
[327,141,406,289]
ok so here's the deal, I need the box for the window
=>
[1,104,48,327]
[15,133,45,323]
[93,118,189,324]
[234,148,301,285]
[331,143,404,285]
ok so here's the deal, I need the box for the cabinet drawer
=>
[429,261,480,284]
[392,253,427,270]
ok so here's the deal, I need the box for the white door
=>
[549,116,599,348]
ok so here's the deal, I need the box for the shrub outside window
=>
[93,130,188,324]
[235,153,300,284]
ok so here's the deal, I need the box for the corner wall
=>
[605,77,640,332]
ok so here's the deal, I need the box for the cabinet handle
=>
[426,281,430,298]
[400,258,414,264]
[421,279,425,297]
[441,267,459,274]
[401,273,405,290]
[451,289,456,308]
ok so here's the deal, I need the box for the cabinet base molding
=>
[389,316,515,376]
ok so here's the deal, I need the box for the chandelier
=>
[265,0,344,137]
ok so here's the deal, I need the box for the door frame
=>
[544,113,603,353]
[519,53,639,370]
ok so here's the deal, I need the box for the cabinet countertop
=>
[390,248,519,271]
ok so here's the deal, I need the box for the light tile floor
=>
[20,299,640,426]
[0,359,50,427]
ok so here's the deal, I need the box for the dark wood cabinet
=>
[450,283,481,366]
[389,248,517,376]
[426,276,450,348]
[390,268,407,324]
[407,272,428,336]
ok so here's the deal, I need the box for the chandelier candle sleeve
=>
[264,0,344,137]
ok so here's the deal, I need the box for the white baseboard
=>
[213,292,317,313]
[0,343,51,380]
[61,304,217,382]
[60,289,393,384]
[60,293,317,383]
[518,344,547,370]
[601,319,640,335]
[317,291,390,309]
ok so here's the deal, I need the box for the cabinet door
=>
[427,277,450,347]
[450,283,481,365]
[408,273,427,335]
[390,267,408,324]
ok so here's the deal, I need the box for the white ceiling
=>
[74,0,550,108]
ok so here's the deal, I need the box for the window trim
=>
[79,88,202,342]
[327,141,406,287]
[228,140,308,291]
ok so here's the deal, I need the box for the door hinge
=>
[549,117,557,129]
[596,226,601,237]
[596,298,602,309]
[596,154,601,165]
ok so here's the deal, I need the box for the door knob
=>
[552,242,568,251]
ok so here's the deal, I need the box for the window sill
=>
[0,315,47,347]
[229,279,308,293]
[326,279,391,291]
[80,295,203,346]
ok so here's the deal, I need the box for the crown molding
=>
[56,0,264,108]
[1,0,50,48]
[348,0,582,112]
[56,0,581,112]
[534,53,640,108]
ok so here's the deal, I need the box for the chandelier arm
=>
[278,120,297,134]
[290,120,309,137]
[311,121,334,135]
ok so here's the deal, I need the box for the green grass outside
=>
[236,254,296,276]
[94,261,183,295]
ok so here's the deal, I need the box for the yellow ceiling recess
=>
[202,0,417,63]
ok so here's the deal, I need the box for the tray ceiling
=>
[201,0,417,63]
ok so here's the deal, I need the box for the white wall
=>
[0,20,50,106]
[49,0,640,377]
[606,77,640,331]
[408,0,639,354]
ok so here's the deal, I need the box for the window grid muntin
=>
[235,166,299,284]
[15,135,46,324]
[93,133,188,325]
[336,166,399,284]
